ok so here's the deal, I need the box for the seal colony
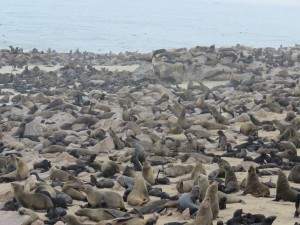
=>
[1,45,300,224]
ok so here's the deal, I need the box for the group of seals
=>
[3,45,300,225]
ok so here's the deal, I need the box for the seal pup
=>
[142,160,156,185]
[127,174,150,206]
[81,185,126,210]
[244,166,270,197]
[11,183,53,210]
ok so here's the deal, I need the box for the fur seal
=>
[276,170,300,202]
[82,185,126,210]
[176,179,194,194]
[240,122,257,136]
[127,175,150,206]
[75,208,127,222]
[99,160,120,178]
[35,182,57,199]
[244,166,270,197]
[62,181,86,201]
[203,182,219,219]
[50,167,76,182]
[96,214,158,225]
[165,164,194,178]
[11,183,53,210]
[288,165,300,183]
[90,175,115,188]
[40,144,66,154]
[109,128,125,150]
[194,174,209,201]
[0,156,29,182]
[277,141,297,159]
[222,164,239,193]
[18,207,40,225]
[191,161,206,179]
[33,159,51,172]
[192,198,213,225]
[133,199,169,214]
[63,214,84,225]
[142,160,156,185]
[217,130,227,151]
[178,186,200,214]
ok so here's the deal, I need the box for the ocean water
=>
[0,0,299,53]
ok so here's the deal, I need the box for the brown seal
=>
[142,160,156,185]
[63,214,83,225]
[75,208,126,222]
[244,166,270,197]
[240,122,257,136]
[289,165,300,183]
[11,183,53,210]
[276,170,299,202]
[96,214,158,225]
[50,167,76,182]
[0,156,29,182]
[62,181,86,201]
[82,185,125,210]
[18,207,41,225]
[127,175,150,206]
[203,182,219,219]
[191,161,206,179]
[223,164,239,193]
[191,198,213,225]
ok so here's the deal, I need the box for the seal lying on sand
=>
[81,185,126,210]
[75,208,128,222]
[11,183,53,210]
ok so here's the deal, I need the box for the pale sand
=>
[0,64,140,75]
[94,65,140,72]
